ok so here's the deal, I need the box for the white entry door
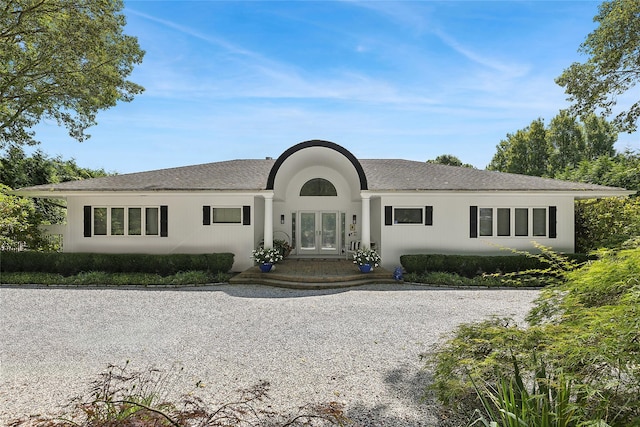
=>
[298,211,339,255]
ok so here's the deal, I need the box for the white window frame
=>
[478,207,548,238]
[93,207,108,236]
[92,206,161,237]
[211,206,243,225]
[393,207,424,225]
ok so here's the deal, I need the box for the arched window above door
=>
[300,178,337,196]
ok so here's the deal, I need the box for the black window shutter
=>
[470,206,478,238]
[203,206,211,225]
[243,206,251,225]
[160,205,168,237]
[425,206,433,226]
[549,206,557,238]
[84,206,92,237]
[384,206,393,226]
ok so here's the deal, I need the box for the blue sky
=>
[32,0,638,174]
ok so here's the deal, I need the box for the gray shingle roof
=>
[17,158,628,193]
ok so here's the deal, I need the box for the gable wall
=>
[376,192,575,269]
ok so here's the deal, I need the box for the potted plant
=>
[251,247,283,272]
[353,248,381,273]
[273,239,293,259]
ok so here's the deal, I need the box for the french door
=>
[298,211,339,255]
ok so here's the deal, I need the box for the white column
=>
[361,192,371,249]
[263,192,274,249]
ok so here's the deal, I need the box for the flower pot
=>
[259,263,273,273]
[359,264,372,273]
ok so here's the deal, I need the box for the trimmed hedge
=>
[0,252,234,276]
[400,253,592,278]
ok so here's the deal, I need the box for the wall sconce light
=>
[352,214,357,224]
[280,214,285,224]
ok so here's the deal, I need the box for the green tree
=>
[547,110,585,172]
[487,119,550,176]
[0,147,110,223]
[0,147,109,188]
[575,196,640,252]
[0,0,145,149]
[527,118,550,176]
[488,113,622,179]
[556,0,640,132]
[0,183,54,250]
[427,154,475,168]
[556,149,640,191]
[582,113,617,160]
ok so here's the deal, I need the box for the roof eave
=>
[13,188,267,197]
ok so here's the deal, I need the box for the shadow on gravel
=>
[0,283,464,298]
[211,283,465,299]
[1,283,488,300]
[384,365,434,406]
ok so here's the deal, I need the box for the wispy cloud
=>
[431,29,529,78]
[126,7,257,59]
[128,7,441,107]
[345,0,529,79]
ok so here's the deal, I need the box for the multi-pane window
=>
[92,206,160,236]
[473,207,552,238]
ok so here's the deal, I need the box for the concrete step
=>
[229,259,401,289]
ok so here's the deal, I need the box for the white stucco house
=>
[17,140,633,271]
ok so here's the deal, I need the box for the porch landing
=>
[229,259,398,289]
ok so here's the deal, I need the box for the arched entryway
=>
[263,140,371,257]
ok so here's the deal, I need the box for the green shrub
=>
[427,247,640,426]
[0,252,234,275]
[471,357,606,427]
[403,271,530,287]
[400,252,591,277]
[0,271,231,285]
[575,196,640,253]
[0,272,66,285]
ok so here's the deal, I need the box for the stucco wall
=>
[63,189,578,273]
[273,164,361,256]
[65,192,260,271]
[375,192,576,269]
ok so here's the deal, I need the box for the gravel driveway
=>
[0,284,538,426]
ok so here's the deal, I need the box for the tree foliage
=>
[487,112,626,182]
[427,154,475,168]
[487,118,551,176]
[428,247,640,426]
[0,147,110,223]
[0,183,55,250]
[556,0,640,132]
[547,110,585,172]
[0,0,145,148]
[0,147,109,188]
[556,149,640,192]
[575,196,640,252]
